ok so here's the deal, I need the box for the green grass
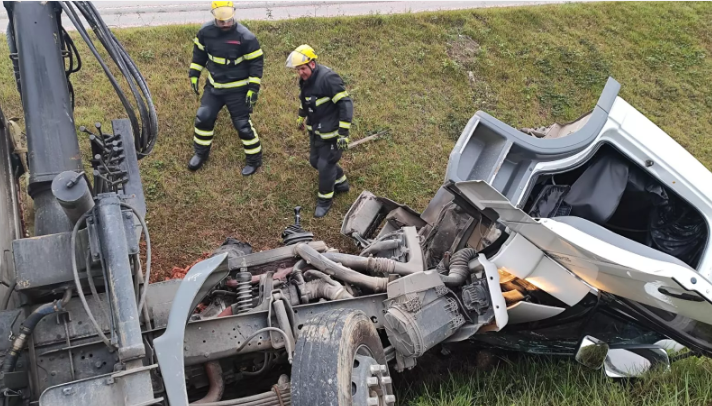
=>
[396,344,712,405]
[3,2,712,277]
[2,2,712,404]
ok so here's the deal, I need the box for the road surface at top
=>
[0,1,570,30]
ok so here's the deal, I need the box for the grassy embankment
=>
[1,2,712,404]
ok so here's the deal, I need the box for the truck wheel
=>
[291,308,395,406]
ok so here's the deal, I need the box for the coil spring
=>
[236,270,252,314]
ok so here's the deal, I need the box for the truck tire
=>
[291,308,395,406]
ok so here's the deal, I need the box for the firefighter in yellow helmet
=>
[286,45,353,218]
[187,1,264,176]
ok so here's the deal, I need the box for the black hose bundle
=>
[440,248,479,288]
[59,1,158,158]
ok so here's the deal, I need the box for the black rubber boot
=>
[242,152,262,176]
[334,179,350,193]
[188,151,209,171]
[314,198,333,218]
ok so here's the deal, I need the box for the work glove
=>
[190,77,199,95]
[337,135,350,151]
[296,116,306,131]
[246,90,259,112]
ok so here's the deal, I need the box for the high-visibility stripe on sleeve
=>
[315,97,331,106]
[190,63,204,72]
[332,91,348,103]
[339,121,351,129]
[244,49,264,60]
[194,37,205,51]
[248,77,261,84]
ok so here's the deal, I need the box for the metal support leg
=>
[94,194,144,362]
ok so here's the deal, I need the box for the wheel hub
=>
[352,354,395,406]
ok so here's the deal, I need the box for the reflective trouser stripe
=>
[194,136,212,146]
[242,136,259,146]
[194,127,214,146]
[318,191,334,199]
[242,120,261,154]
[335,175,347,184]
[245,145,262,154]
[194,127,213,136]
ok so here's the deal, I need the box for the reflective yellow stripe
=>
[317,130,339,139]
[318,191,334,199]
[335,175,347,184]
[244,49,264,60]
[208,54,246,66]
[332,91,348,103]
[243,137,259,146]
[339,121,351,129]
[194,37,205,50]
[208,74,249,89]
[208,54,225,64]
[243,120,259,146]
[190,63,204,72]
[249,119,259,138]
[245,145,262,154]
[315,97,331,106]
[194,136,212,146]
[194,127,214,136]
[306,125,313,131]
[248,77,261,84]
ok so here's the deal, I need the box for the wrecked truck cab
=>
[342,76,712,361]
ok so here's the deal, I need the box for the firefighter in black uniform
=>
[286,45,353,218]
[188,1,264,176]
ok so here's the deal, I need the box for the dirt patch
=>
[447,35,481,68]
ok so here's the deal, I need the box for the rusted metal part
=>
[193,302,232,405]
[251,266,291,284]
[191,361,224,404]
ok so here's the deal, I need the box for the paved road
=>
[0,1,569,30]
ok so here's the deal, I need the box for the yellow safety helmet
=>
[285,44,318,68]
[211,1,235,21]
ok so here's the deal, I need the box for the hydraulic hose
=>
[303,270,353,301]
[359,239,401,257]
[3,287,73,374]
[294,244,389,292]
[324,251,419,276]
[440,248,480,288]
[1,281,17,311]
